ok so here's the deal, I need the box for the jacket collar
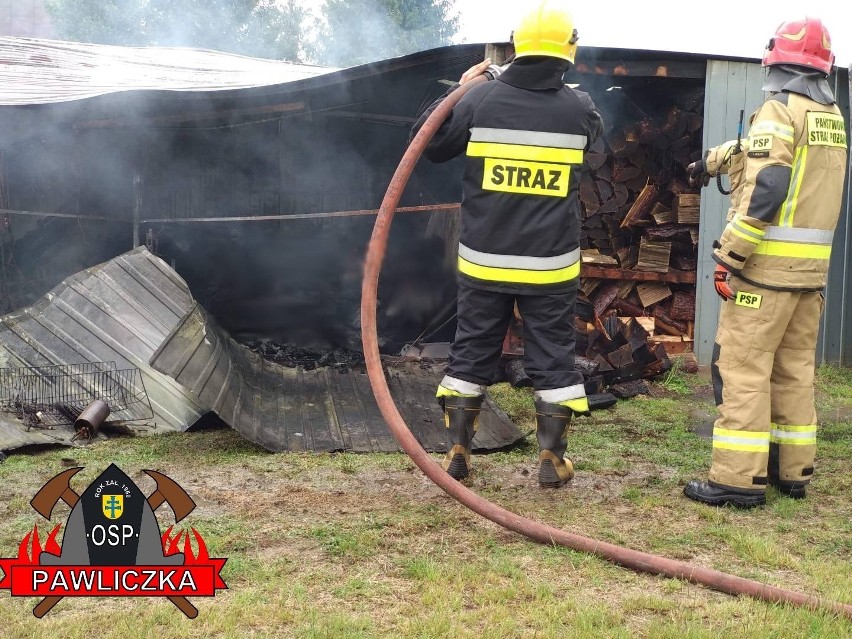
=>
[498,58,568,91]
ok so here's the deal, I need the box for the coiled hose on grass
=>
[359,75,852,619]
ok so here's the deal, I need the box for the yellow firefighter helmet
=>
[512,1,579,64]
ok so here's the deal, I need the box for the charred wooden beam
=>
[580,266,696,284]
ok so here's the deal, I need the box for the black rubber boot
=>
[683,480,766,508]
[768,449,808,499]
[439,395,483,480]
[534,400,575,488]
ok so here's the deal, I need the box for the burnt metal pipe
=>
[360,75,852,619]
[73,399,110,441]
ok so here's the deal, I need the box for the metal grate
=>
[0,362,154,428]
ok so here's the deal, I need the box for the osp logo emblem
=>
[0,464,227,618]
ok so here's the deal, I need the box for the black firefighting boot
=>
[534,400,575,488]
[439,394,483,480]
[683,480,766,508]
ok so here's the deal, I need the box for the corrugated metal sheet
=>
[0,36,336,105]
[0,247,207,448]
[695,60,766,365]
[0,247,524,453]
[149,303,524,453]
[817,67,852,366]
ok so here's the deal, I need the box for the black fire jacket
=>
[412,57,603,294]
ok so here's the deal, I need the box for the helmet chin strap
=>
[761,65,835,105]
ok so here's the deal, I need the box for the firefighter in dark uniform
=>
[412,1,603,487]
[684,18,847,507]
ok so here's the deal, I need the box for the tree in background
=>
[44,0,458,65]
[45,0,311,62]
[316,0,458,67]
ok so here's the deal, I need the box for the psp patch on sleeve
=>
[747,134,772,158]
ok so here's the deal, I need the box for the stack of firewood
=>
[578,97,704,355]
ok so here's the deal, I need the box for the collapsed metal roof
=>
[0,248,524,453]
[0,36,337,105]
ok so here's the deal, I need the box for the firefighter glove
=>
[713,263,734,301]
[686,159,710,187]
[460,58,496,85]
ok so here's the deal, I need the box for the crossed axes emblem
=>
[29,467,198,618]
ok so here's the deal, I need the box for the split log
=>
[593,282,620,318]
[651,202,673,225]
[635,317,656,334]
[674,193,700,224]
[585,214,603,228]
[607,343,634,369]
[636,282,673,307]
[611,298,646,317]
[586,153,608,170]
[638,119,663,145]
[653,306,688,336]
[598,197,618,216]
[579,279,601,299]
[612,163,642,183]
[596,162,613,183]
[580,181,600,208]
[581,249,619,266]
[576,355,601,377]
[674,255,698,271]
[616,281,636,299]
[626,174,649,193]
[687,113,704,134]
[615,247,631,268]
[629,146,647,168]
[636,238,672,273]
[645,225,692,242]
[610,130,639,158]
[661,106,688,139]
[668,179,693,196]
[614,183,629,207]
[669,291,696,321]
[620,183,660,229]
[649,335,693,355]
[596,179,614,201]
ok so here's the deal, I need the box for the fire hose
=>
[359,75,852,619]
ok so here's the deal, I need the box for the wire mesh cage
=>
[0,362,154,428]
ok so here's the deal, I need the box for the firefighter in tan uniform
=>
[684,17,847,508]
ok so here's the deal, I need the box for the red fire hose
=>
[359,76,852,619]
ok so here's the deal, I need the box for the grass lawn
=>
[0,363,850,638]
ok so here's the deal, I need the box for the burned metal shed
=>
[0,38,849,369]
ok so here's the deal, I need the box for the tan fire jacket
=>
[706,92,848,290]
[705,139,747,223]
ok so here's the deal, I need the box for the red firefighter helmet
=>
[762,18,835,74]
